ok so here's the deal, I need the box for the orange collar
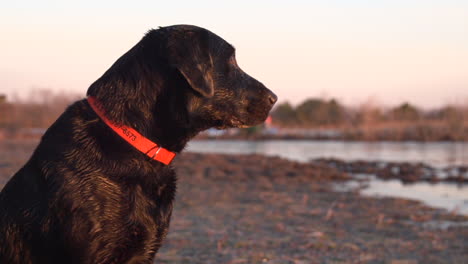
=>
[87,96,176,165]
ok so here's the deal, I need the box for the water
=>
[187,140,468,167]
[333,175,468,215]
[187,140,468,215]
[362,178,468,214]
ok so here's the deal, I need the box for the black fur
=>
[0,25,277,264]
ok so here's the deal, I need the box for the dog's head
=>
[160,25,277,129]
[88,25,277,135]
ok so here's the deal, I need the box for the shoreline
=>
[311,158,468,184]
[3,131,468,142]
[1,141,467,262]
[160,152,468,262]
[195,134,468,142]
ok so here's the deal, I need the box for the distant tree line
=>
[1,90,467,141]
[0,90,80,138]
[272,99,346,126]
[272,98,467,126]
[271,98,468,141]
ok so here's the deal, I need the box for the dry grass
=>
[1,140,467,263]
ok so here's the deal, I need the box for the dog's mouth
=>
[212,99,275,130]
[215,111,270,130]
[215,116,247,129]
[231,115,253,128]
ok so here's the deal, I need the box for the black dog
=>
[0,25,277,264]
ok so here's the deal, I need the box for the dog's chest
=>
[121,170,177,259]
[79,169,177,263]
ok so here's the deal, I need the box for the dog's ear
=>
[167,31,215,97]
[175,58,215,98]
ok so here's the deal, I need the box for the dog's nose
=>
[267,92,278,105]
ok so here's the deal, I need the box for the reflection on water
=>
[188,140,468,167]
[361,178,468,215]
[333,177,468,215]
[188,140,468,215]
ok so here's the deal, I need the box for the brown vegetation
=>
[1,141,467,263]
[1,90,467,141]
[0,90,79,139]
[271,98,468,141]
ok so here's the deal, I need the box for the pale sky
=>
[1,0,467,108]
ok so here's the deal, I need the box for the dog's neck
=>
[86,48,203,154]
[87,40,210,152]
[87,88,200,154]
[87,96,176,165]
